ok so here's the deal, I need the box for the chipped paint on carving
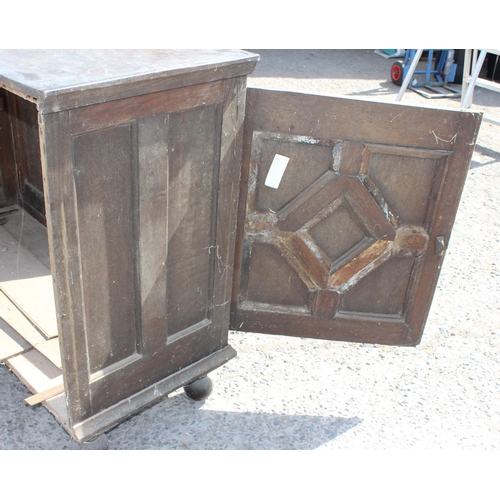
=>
[361,175,398,227]
[245,210,278,236]
[332,141,343,172]
[261,131,324,145]
[329,240,393,291]
[247,160,259,195]
[252,130,334,147]
[296,229,331,264]
[394,225,429,254]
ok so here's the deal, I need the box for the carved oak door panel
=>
[231,88,481,346]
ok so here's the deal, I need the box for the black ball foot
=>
[184,376,213,401]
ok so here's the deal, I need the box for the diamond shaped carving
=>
[243,167,403,293]
[309,204,366,263]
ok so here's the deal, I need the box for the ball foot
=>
[184,376,213,401]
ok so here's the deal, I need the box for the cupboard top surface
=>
[0,49,259,113]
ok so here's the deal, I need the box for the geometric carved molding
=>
[240,134,441,319]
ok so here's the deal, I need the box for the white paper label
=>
[264,154,290,189]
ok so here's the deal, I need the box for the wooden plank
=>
[25,381,65,406]
[40,110,93,423]
[71,80,224,135]
[345,177,397,240]
[0,225,58,339]
[0,317,31,361]
[0,291,61,368]
[6,348,62,395]
[278,172,346,232]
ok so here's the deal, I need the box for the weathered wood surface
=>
[0,49,259,113]
[39,72,254,434]
[0,50,260,442]
[231,88,482,346]
[24,381,65,406]
[0,89,18,208]
[6,93,45,221]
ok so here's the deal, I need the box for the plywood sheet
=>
[0,225,58,339]
[6,348,62,395]
[0,291,61,368]
[0,317,31,361]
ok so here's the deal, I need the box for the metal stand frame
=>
[396,50,461,102]
[461,49,500,126]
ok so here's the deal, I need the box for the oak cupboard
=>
[0,50,481,444]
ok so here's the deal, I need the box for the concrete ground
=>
[1,49,499,450]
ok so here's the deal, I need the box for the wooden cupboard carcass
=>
[0,49,259,443]
[0,50,482,445]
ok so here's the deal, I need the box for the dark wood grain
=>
[71,80,225,135]
[0,51,481,442]
[17,52,258,439]
[0,89,17,207]
[5,93,45,222]
[231,88,482,346]
[243,88,467,151]
[403,110,482,344]
[235,307,411,345]
[40,110,92,423]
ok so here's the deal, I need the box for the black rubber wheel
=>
[391,61,404,86]
[184,376,213,401]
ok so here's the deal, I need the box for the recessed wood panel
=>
[254,135,334,212]
[73,125,138,373]
[11,96,44,192]
[367,152,442,227]
[340,256,414,316]
[136,113,169,352]
[245,242,309,307]
[14,50,255,441]
[309,204,367,263]
[166,105,219,336]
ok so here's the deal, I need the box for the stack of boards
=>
[0,207,68,428]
